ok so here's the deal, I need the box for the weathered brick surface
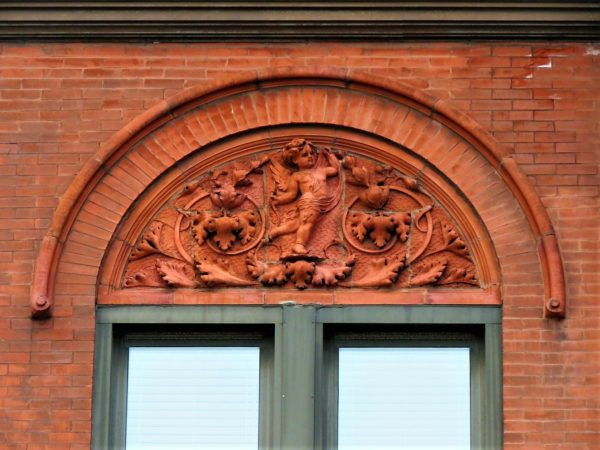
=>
[0,43,598,449]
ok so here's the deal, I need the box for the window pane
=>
[126,347,260,450]
[338,347,470,450]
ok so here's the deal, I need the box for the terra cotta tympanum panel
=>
[123,137,479,292]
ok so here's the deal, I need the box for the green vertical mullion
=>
[110,331,129,449]
[313,321,325,450]
[469,338,484,450]
[269,322,284,450]
[484,323,503,450]
[91,323,112,450]
[281,306,317,450]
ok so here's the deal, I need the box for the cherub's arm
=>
[271,175,299,205]
[323,150,339,177]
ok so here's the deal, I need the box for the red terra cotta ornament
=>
[123,138,480,291]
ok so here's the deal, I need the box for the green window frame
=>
[320,325,482,449]
[103,324,275,449]
[92,305,502,449]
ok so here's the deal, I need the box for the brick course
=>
[0,43,598,449]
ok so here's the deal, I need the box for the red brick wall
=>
[0,43,598,449]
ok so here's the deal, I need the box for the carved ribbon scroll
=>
[123,138,479,290]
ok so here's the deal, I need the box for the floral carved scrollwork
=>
[123,138,480,291]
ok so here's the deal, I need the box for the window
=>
[337,347,470,449]
[321,325,482,450]
[93,319,275,449]
[127,347,259,449]
[92,306,502,450]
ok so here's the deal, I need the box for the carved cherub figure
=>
[269,138,342,254]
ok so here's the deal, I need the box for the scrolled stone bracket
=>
[31,235,58,319]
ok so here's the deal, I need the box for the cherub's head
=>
[282,138,316,169]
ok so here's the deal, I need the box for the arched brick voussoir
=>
[31,68,566,319]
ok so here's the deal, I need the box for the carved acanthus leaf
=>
[260,264,288,286]
[391,211,411,243]
[192,213,214,246]
[211,216,239,251]
[124,272,164,288]
[350,166,370,186]
[344,155,394,209]
[237,210,258,244]
[342,155,370,186]
[193,210,260,252]
[350,212,398,248]
[350,212,371,242]
[348,254,405,288]
[156,260,196,288]
[130,222,163,260]
[312,255,356,287]
[285,260,315,289]
[210,184,246,209]
[441,223,470,258]
[437,267,478,286]
[246,252,267,279]
[410,260,447,287]
[246,252,287,286]
[232,156,269,187]
[369,214,396,248]
[181,181,202,197]
[398,175,419,191]
[343,154,391,187]
[358,185,390,209]
[196,257,256,287]
[205,158,268,208]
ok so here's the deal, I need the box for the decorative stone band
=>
[30,68,566,319]
[2,2,599,40]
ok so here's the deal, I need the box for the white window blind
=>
[338,347,471,450]
[126,347,260,450]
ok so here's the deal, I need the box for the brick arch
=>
[31,68,566,319]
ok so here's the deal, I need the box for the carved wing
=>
[268,153,293,192]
